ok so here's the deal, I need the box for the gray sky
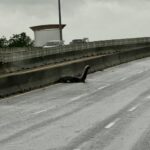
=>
[0,0,150,43]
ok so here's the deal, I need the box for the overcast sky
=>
[0,0,150,43]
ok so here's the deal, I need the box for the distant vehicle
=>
[70,38,89,45]
[43,40,64,48]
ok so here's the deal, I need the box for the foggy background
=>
[0,0,150,43]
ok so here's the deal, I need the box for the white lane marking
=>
[98,86,107,90]
[0,123,8,128]
[34,106,56,114]
[137,71,143,74]
[128,104,140,112]
[120,77,127,81]
[98,84,110,90]
[70,94,88,102]
[146,95,150,99]
[105,118,120,129]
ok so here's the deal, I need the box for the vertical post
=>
[58,0,63,41]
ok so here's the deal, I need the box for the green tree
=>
[8,32,33,47]
[0,36,8,48]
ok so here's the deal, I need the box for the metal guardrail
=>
[0,37,150,63]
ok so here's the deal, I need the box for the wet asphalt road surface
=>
[1,57,150,150]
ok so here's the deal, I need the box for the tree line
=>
[0,32,34,48]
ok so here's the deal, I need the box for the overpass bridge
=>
[0,37,150,97]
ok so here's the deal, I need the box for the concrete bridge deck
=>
[1,57,150,150]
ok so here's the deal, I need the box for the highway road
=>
[1,57,150,150]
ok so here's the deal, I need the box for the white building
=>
[30,24,66,47]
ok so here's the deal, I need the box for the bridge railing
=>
[0,37,150,63]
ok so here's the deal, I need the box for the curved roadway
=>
[1,57,150,150]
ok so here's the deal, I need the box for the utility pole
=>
[58,0,63,41]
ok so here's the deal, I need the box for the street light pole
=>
[58,0,63,41]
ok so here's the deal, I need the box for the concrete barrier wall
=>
[1,37,150,63]
[0,46,150,98]
[0,44,148,75]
